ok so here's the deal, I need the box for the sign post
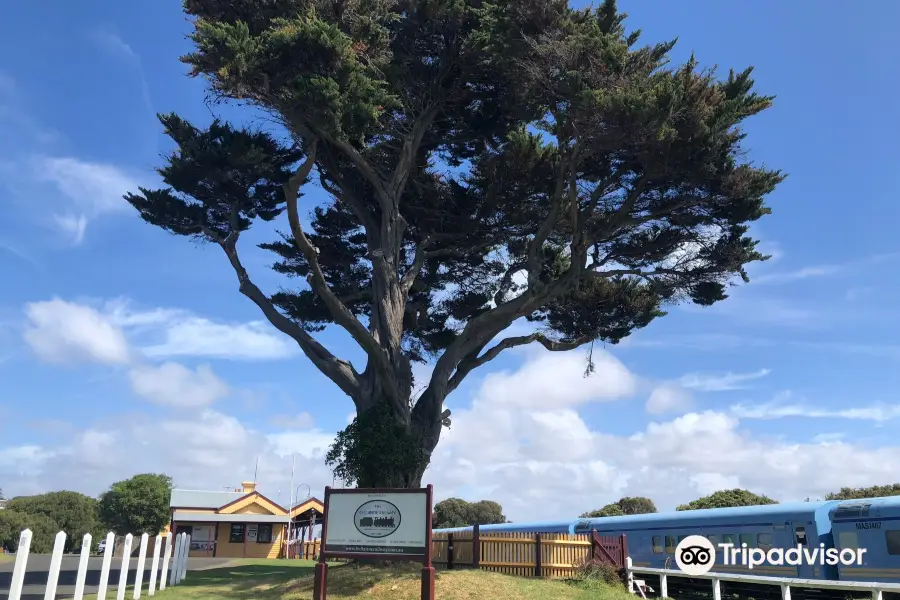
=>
[313,484,434,600]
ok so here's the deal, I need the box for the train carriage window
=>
[678,535,689,543]
[757,533,773,550]
[708,535,721,545]
[722,534,736,545]
[885,530,900,555]
[794,527,807,546]
[652,536,663,554]
[739,534,755,548]
[839,531,859,550]
[665,536,676,553]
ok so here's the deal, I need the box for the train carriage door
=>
[787,522,815,579]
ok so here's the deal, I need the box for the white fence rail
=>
[6,529,191,600]
[626,557,900,600]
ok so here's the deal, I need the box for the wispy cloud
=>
[30,156,142,245]
[753,265,840,284]
[752,253,900,286]
[89,29,154,118]
[732,394,900,423]
[678,368,771,392]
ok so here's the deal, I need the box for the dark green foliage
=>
[0,510,59,553]
[676,489,777,511]
[432,497,506,528]
[579,497,656,518]
[580,496,656,518]
[127,0,784,487]
[98,474,173,535]
[325,401,430,488]
[826,484,900,500]
[6,491,100,552]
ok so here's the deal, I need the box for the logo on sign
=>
[354,500,402,538]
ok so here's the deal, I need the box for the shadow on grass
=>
[176,562,439,599]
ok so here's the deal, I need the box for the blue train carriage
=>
[573,502,840,580]
[829,496,900,583]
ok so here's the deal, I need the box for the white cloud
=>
[474,348,636,409]
[25,297,295,363]
[678,368,771,392]
[270,412,316,430]
[128,362,230,408]
[645,384,692,414]
[30,155,141,244]
[23,298,131,365]
[141,317,297,361]
[52,214,88,245]
[12,336,900,524]
[753,266,840,284]
[731,398,900,423]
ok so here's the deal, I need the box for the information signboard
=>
[312,485,434,600]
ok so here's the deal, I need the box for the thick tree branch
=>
[526,141,582,286]
[447,332,595,393]
[388,105,440,205]
[310,124,392,213]
[203,226,362,400]
[283,141,400,396]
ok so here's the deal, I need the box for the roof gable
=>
[218,491,287,515]
[290,497,325,518]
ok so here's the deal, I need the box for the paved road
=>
[0,555,232,600]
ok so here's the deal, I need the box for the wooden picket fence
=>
[7,528,192,600]
[431,525,628,579]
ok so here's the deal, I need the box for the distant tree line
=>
[0,473,172,553]
[578,485,900,518]
[432,498,507,529]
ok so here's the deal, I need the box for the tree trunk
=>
[331,381,443,490]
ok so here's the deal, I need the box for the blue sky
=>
[1,1,899,521]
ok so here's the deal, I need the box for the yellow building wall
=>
[214,523,286,559]
[235,503,274,516]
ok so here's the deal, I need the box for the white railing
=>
[626,557,900,600]
[6,528,192,600]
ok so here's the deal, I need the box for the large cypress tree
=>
[126,0,784,488]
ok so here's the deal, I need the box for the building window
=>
[739,534,754,548]
[839,531,858,550]
[652,536,663,554]
[885,530,900,555]
[757,533,772,550]
[665,536,676,553]
[258,524,273,543]
[229,524,245,543]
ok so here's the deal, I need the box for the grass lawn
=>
[0,553,13,564]
[104,559,636,600]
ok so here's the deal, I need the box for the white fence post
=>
[116,534,134,600]
[626,557,634,593]
[8,529,33,600]
[96,532,116,600]
[169,533,184,587]
[781,583,792,600]
[133,533,149,599]
[712,577,722,600]
[148,534,162,596]
[74,533,93,600]
[874,591,884,600]
[160,534,174,591]
[178,534,191,582]
[43,531,67,600]
[660,574,668,599]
